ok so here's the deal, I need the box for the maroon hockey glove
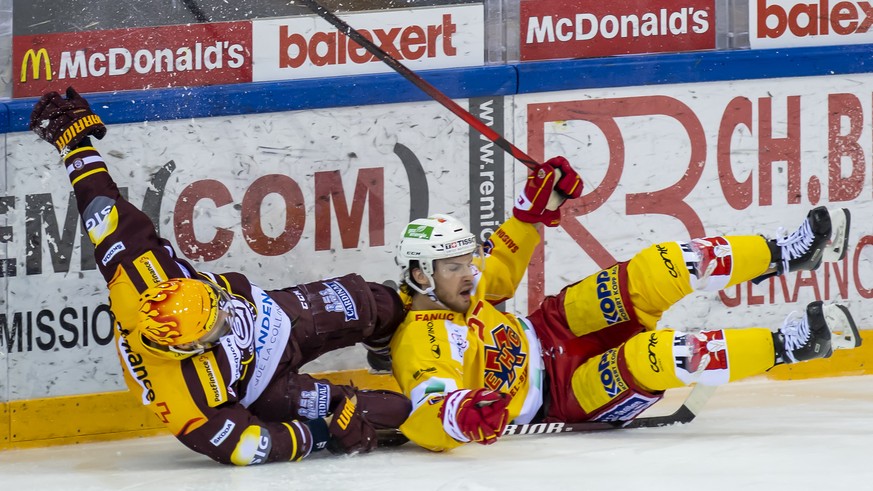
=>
[327,387,411,454]
[30,86,107,153]
[513,156,583,227]
[441,388,511,445]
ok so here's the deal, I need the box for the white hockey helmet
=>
[396,214,477,290]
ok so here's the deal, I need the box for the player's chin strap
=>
[402,272,451,310]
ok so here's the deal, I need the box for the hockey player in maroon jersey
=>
[30,87,411,465]
[390,156,862,451]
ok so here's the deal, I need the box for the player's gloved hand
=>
[441,388,511,445]
[29,86,107,153]
[326,387,411,454]
[513,156,583,227]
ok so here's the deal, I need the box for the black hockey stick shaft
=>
[296,0,539,170]
[378,384,716,445]
[502,384,715,435]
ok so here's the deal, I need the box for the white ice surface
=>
[3,375,873,491]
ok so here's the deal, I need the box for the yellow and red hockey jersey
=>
[390,217,544,451]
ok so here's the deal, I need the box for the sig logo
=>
[20,48,53,83]
[252,435,271,464]
[230,426,273,466]
[82,196,118,246]
[594,265,630,325]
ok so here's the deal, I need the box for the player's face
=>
[432,253,475,313]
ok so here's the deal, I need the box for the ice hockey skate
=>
[366,347,393,374]
[773,206,850,274]
[774,301,862,364]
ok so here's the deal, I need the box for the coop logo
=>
[752,0,873,47]
[20,48,52,82]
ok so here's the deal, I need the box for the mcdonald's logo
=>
[20,48,53,82]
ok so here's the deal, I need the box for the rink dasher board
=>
[1,70,873,446]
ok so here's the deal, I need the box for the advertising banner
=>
[750,0,873,49]
[520,0,715,61]
[252,4,484,81]
[13,22,252,98]
[5,71,873,403]
[11,5,485,98]
[3,101,480,401]
[515,74,873,332]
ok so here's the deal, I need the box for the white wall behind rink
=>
[516,73,873,332]
[3,71,873,401]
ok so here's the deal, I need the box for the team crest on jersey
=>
[228,296,256,350]
[483,324,526,391]
[319,281,359,321]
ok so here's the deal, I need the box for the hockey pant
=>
[529,235,777,423]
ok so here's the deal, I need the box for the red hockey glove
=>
[441,388,511,445]
[30,86,107,153]
[513,156,583,227]
[327,387,411,454]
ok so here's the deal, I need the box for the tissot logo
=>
[20,48,53,82]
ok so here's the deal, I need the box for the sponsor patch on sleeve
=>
[319,280,359,321]
[101,241,126,266]
[230,426,272,466]
[133,251,167,287]
[83,196,119,246]
[211,419,236,446]
[298,382,331,420]
[194,351,228,407]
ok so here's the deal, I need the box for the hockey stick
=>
[295,0,539,170]
[378,384,717,446]
[506,383,717,436]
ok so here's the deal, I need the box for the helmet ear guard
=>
[395,214,478,298]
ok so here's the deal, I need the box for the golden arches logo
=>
[20,48,53,82]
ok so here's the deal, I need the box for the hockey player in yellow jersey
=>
[390,156,862,452]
